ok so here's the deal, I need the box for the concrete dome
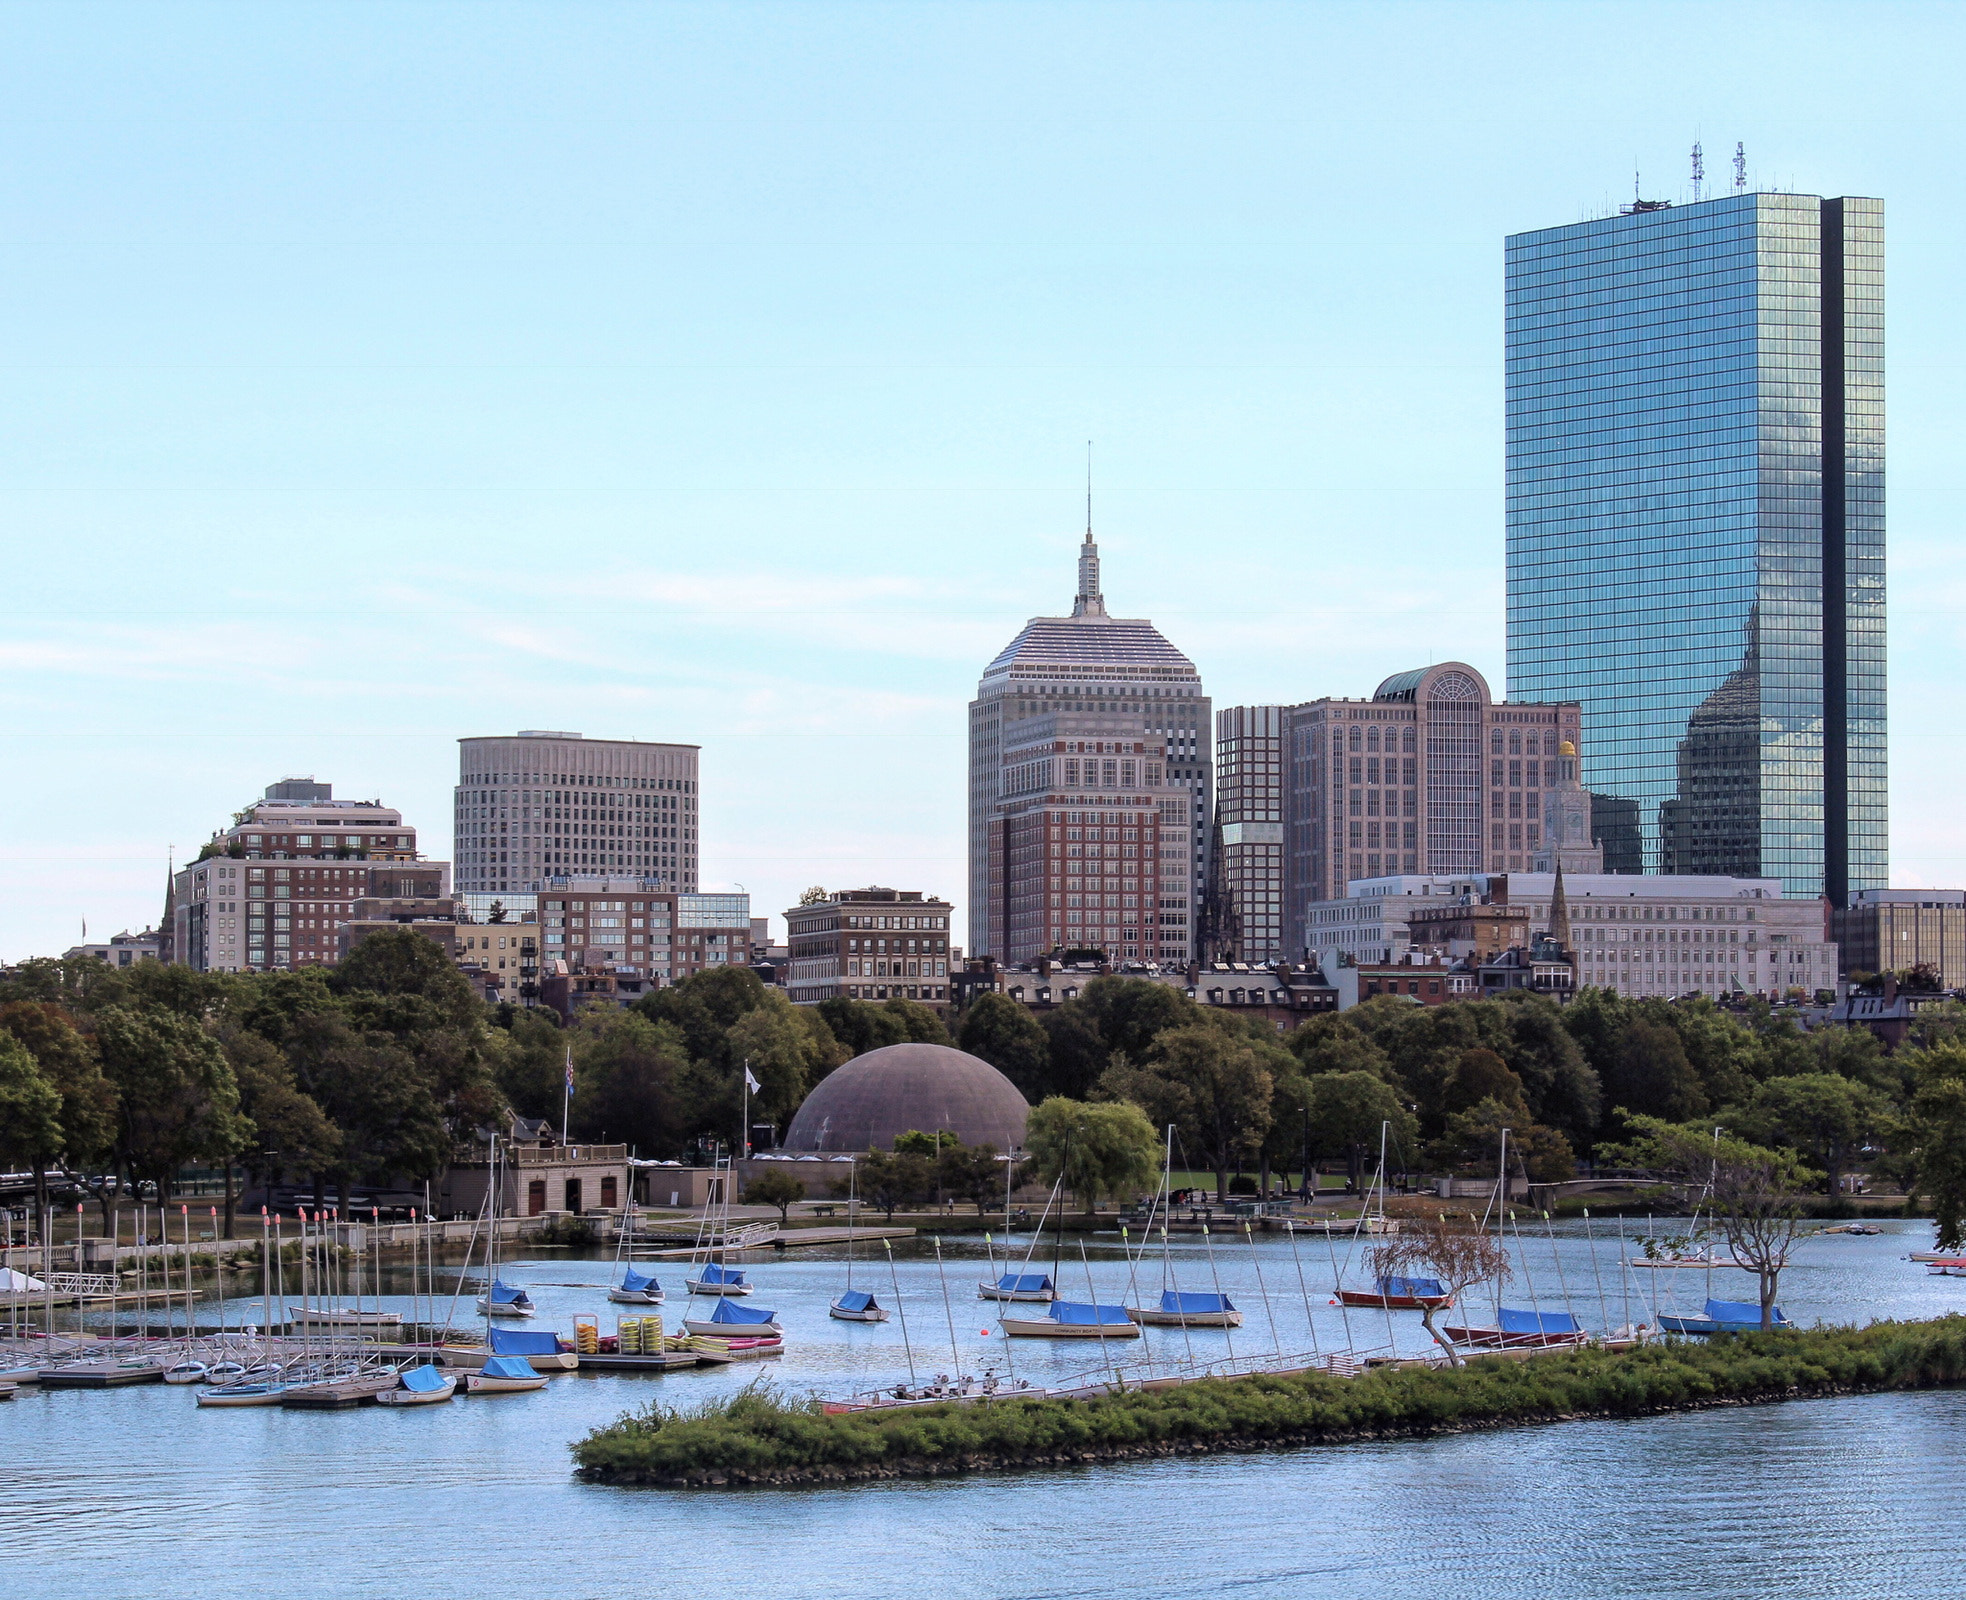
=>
[782,1043,1030,1154]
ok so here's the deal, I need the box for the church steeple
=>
[1548,863,1571,949]
[1072,532,1106,617]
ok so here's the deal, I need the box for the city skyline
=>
[7,5,1966,962]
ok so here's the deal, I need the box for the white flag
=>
[744,1067,761,1094]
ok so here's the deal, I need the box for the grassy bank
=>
[571,1318,1966,1488]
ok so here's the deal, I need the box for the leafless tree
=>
[1371,1217,1514,1365]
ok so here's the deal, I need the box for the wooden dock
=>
[279,1371,404,1409]
[38,1361,168,1388]
[641,1225,915,1259]
[574,1351,730,1372]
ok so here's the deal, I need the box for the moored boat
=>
[685,1261,752,1297]
[465,1355,549,1394]
[475,1279,536,1317]
[1444,1307,1590,1349]
[1127,1290,1242,1328]
[441,1326,578,1371]
[829,1288,889,1323]
[608,1266,665,1304]
[375,1365,457,1406]
[1924,1257,1966,1278]
[682,1298,783,1337]
[196,1379,297,1407]
[978,1272,1055,1302]
[163,1359,210,1385]
[1338,1274,1452,1312]
[1659,1297,1792,1335]
[1000,1300,1142,1339]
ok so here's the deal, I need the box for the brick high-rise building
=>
[170,779,443,972]
[969,534,1209,966]
[1280,663,1580,958]
[456,731,699,896]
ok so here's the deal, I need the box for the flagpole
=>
[740,1057,751,1161]
[562,1043,572,1144]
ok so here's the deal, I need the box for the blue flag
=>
[564,1045,575,1101]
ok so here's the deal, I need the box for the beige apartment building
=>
[457,732,700,898]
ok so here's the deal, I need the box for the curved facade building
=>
[968,535,1209,965]
[781,1043,1031,1153]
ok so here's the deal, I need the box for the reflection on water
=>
[5,1220,1963,1600]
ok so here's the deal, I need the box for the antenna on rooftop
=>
[1690,140,1704,202]
[1734,141,1747,190]
[1085,439,1093,539]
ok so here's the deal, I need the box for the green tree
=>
[727,990,845,1127]
[956,992,1052,1101]
[0,1001,117,1215]
[1101,1018,1277,1200]
[95,1004,249,1207]
[218,1024,338,1231]
[840,1148,935,1220]
[877,997,951,1046]
[1071,977,1197,1065]
[1604,1019,1708,1125]
[1903,1042,1966,1250]
[1285,1014,1395,1081]
[1022,1096,1160,1216]
[1427,1098,1575,1184]
[1499,995,1602,1142]
[0,1034,63,1203]
[893,1128,961,1156]
[1304,1070,1418,1189]
[635,966,772,1071]
[739,1168,807,1223]
[1039,1005,1112,1100]
[1441,1049,1528,1118]
[935,1141,1006,1215]
[488,1006,571,1121]
[1744,1072,1891,1199]
[567,1010,690,1154]
[813,997,909,1058]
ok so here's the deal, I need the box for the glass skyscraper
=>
[1505,191,1885,902]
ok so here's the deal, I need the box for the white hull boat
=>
[999,1314,1141,1340]
[195,1381,296,1407]
[376,1366,457,1405]
[163,1361,209,1384]
[829,1299,890,1323]
[466,1356,550,1394]
[292,1307,404,1327]
[608,1286,665,1304]
[437,1343,578,1372]
[683,1314,784,1337]
[684,1279,752,1297]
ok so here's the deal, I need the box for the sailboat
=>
[980,1175,1061,1300]
[1658,1298,1792,1335]
[1125,1127,1241,1327]
[684,1158,757,1295]
[1440,1129,1588,1351]
[1334,1124,1448,1312]
[608,1204,665,1304]
[830,1158,889,1322]
[375,1364,457,1406]
[476,1279,537,1317]
[465,1354,551,1393]
[683,1298,784,1337]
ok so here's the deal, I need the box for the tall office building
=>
[1280,663,1580,957]
[1505,189,1885,902]
[456,732,700,895]
[1209,705,1285,962]
[969,534,1209,966]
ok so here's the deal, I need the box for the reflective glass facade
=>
[1506,192,1885,901]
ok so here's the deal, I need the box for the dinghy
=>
[1444,1306,1590,1349]
[375,1364,457,1406]
[1338,1274,1453,1312]
[195,1379,298,1407]
[475,1279,536,1317]
[465,1355,550,1394]
[999,1300,1142,1339]
[828,1288,889,1323]
[683,1298,783,1337]
[1126,1290,1242,1328]
[163,1359,210,1385]
[1658,1297,1792,1335]
[608,1265,665,1305]
[685,1261,752,1297]
[978,1272,1055,1302]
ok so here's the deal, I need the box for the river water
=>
[6,1218,1964,1600]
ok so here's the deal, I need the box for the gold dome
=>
[1559,740,1577,757]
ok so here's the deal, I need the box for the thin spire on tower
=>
[1072,441,1106,617]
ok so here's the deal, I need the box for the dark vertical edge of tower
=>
[1820,198,1849,907]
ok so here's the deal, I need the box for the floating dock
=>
[38,1361,168,1388]
[574,1351,731,1372]
[279,1372,404,1409]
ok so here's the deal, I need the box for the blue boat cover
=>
[400,1364,450,1393]
[695,1263,746,1286]
[480,1356,540,1379]
[1049,1301,1134,1327]
[706,1299,778,1326]
[619,1267,659,1293]
[1159,1290,1234,1314]
[1705,1298,1789,1326]
[1496,1307,1583,1335]
[486,1280,530,1305]
[1377,1276,1446,1299]
[488,1327,563,1355]
[833,1290,877,1312]
[996,1273,1054,1293]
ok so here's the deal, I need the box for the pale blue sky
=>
[4,0,1962,958]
